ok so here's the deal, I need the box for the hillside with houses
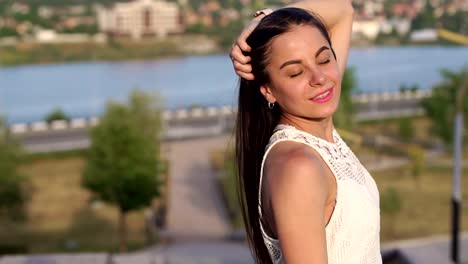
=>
[0,0,466,61]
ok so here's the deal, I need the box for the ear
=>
[260,83,277,104]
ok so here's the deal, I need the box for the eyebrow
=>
[279,46,330,70]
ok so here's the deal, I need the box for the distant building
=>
[67,5,87,15]
[16,21,32,35]
[38,6,54,19]
[10,2,30,14]
[97,0,180,40]
[380,18,411,36]
[362,1,384,18]
[35,29,58,43]
[410,29,438,42]
[352,18,382,40]
[392,1,422,19]
[34,29,107,44]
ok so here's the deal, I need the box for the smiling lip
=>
[310,87,334,103]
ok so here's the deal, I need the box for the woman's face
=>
[260,25,341,121]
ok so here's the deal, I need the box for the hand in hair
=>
[229,9,272,80]
[230,0,353,79]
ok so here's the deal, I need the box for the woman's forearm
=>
[286,0,354,75]
[287,0,354,29]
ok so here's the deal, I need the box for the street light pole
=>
[451,72,467,264]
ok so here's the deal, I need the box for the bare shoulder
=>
[264,141,330,205]
[264,141,331,210]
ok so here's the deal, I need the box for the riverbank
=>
[0,34,456,67]
[0,35,220,67]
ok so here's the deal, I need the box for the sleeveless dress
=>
[258,124,382,264]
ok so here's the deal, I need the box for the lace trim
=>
[268,125,366,185]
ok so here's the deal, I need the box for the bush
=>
[398,117,414,142]
[45,108,70,123]
[380,187,402,238]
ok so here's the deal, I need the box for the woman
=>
[230,1,381,264]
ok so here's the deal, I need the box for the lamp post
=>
[451,72,467,264]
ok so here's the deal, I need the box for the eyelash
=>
[319,59,330,65]
[289,59,331,78]
[290,71,303,78]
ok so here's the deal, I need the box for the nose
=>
[308,67,326,87]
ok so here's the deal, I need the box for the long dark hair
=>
[235,7,335,264]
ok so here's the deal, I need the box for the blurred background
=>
[0,0,467,263]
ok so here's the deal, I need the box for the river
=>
[0,46,466,123]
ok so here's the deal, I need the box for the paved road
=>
[163,134,234,241]
[15,118,233,153]
[3,235,467,264]
[135,241,254,264]
[382,232,468,264]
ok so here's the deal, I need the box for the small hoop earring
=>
[268,102,275,109]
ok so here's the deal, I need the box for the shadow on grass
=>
[0,205,146,254]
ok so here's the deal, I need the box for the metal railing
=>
[8,89,432,136]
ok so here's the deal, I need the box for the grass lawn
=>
[375,164,468,242]
[357,116,434,142]
[0,156,149,254]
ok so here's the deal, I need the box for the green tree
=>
[60,24,99,35]
[410,2,436,31]
[421,67,468,148]
[45,107,70,123]
[0,118,28,221]
[334,67,357,130]
[375,27,401,45]
[0,27,18,37]
[83,90,162,252]
[399,84,419,93]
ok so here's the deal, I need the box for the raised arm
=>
[230,0,354,79]
[288,0,354,76]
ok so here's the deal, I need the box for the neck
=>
[278,114,335,143]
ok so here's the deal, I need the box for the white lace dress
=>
[259,124,382,264]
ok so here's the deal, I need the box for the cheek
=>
[269,76,302,100]
[324,64,341,84]
[276,81,306,104]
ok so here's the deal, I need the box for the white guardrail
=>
[8,90,432,135]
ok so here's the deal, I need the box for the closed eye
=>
[290,71,303,78]
[319,59,330,65]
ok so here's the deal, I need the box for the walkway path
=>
[382,232,468,264]
[163,134,233,241]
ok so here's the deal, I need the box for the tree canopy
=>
[421,67,468,147]
[45,107,70,123]
[0,118,28,220]
[83,90,162,251]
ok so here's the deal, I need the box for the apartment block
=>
[97,0,180,40]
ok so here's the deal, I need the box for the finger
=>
[231,45,251,64]
[237,71,255,80]
[233,60,252,73]
[236,38,251,53]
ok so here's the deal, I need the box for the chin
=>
[318,103,339,117]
